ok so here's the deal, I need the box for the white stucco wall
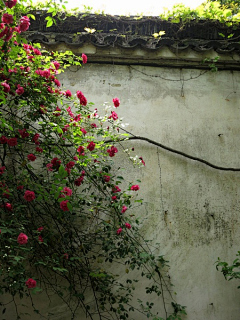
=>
[59,62,240,320]
[2,52,240,319]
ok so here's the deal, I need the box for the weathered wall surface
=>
[59,62,240,320]
[2,51,240,319]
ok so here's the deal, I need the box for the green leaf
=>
[46,19,53,28]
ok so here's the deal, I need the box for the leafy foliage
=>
[216,252,240,287]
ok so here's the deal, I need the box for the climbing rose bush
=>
[0,1,186,320]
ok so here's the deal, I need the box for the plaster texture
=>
[60,63,240,320]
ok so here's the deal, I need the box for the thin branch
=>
[106,135,240,172]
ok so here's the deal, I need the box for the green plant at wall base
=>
[216,252,240,286]
[0,1,184,320]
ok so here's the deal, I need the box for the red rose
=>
[5,203,12,211]
[27,154,36,161]
[65,90,72,97]
[87,141,95,151]
[25,278,36,289]
[121,206,127,213]
[76,91,87,106]
[17,233,28,245]
[60,200,69,211]
[104,175,110,183]
[1,82,10,93]
[2,14,13,24]
[66,161,75,169]
[36,147,43,153]
[18,128,29,138]
[53,61,60,70]
[107,146,118,157]
[7,137,17,146]
[33,133,40,144]
[5,0,17,8]
[16,85,24,95]
[0,166,5,175]
[108,111,118,120]
[117,228,122,235]
[125,223,131,229]
[38,235,44,243]
[24,190,35,201]
[81,53,87,64]
[51,157,61,169]
[54,78,61,87]
[0,135,8,144]
[113,97,120,108]
[130,185,139,191]
[112,186,121,193]
[19,16,30,32]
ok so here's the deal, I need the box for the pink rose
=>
[53,61,60,70]
[5,0,17,8]
[108,111,118,120]
[54,106,61,116]
[61,187,72,197]
[87,141,95,151]
[113,97,120,108]
[37,226,44,232]
[17,233,28,245]
[130,185,139,191]
[25,278,36,289]
[2,14,13,24]
[16,85,24,95]
[27,154,36,161]
[117,228,122,235]
[77,146,85,156]
[112,186,121,193]
[121,206,127,213]
[1,82,10,93]
[24,190,35,201]
[112,195,117,201]
[76,91,87,106]
[125,223,131,229]
[139,157,145,166]
[60,200,69,211]
[54,78,61,87]
[82,53,87,64]
[81,128,87,135]
[33,48,41,55]
[19,16,30,32]
[65,90,72,97]
[46,163,53,171]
